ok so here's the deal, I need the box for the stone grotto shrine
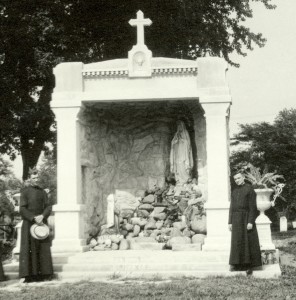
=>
[50,11,232,254]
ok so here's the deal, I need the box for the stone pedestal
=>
[52,204,89,253]
[256,215,276,250]
[12,220,22,261]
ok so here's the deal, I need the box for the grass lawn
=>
[0,265,295,300]
[272,228,296,257]
[272,228,296,240]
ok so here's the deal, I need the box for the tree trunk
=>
[21,141,44,181]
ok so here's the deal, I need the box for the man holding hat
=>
[228,171,262,275]
[19,169,53,283]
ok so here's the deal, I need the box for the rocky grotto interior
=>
[79,100,208,250]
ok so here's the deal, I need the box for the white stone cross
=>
[129,10,152,46]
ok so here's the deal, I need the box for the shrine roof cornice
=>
[82,57,197,78]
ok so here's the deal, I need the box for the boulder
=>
[153,213,167,220]
[132,237,156,243]
[93,245,105,251]
[139,204,154,211]
[156,234,170,243]
[131,217,141,225]
[164,219,172,227]
[137,210,150,218]
[150,229,161,238]
[97,235,110,244]
[192,234,206,245]
[89,238,97,247]
[170,228,183,238]
[161,227,171,235]
[189,206,201,220]
[104,239,112,247]
[142,194,155,204]
[145,219,157,230]
[120,230,128,237]
[153,207,166,214]
[122,223,134,232]
[191,215,207,234]
[100,227,117,235]
[138,219,148,227]
[167,236,191,247]
[120,209,134,219]
[133,224,141,236]
[188,197,204,206]
[155,220,164,230]
[178,198,188,214]
[119,239,129,250]
[111,243,119,250]
[183,227,193,238]
[173,221,186,231]
[192,186,202,197]
[110,235,122,244]
[126,232,134,239]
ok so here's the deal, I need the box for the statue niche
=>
[170,120,193,185]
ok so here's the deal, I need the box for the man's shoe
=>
[22,277,32,283]
[246,269,253,276]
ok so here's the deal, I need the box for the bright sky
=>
[228,0,296,136]
[9,0,296,178]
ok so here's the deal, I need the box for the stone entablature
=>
[82,58,198,78]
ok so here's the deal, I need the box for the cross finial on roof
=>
[129,10,152,46]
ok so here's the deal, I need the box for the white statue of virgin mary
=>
[170,121,193,185]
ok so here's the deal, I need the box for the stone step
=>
[66,257,230,264]
[4,272,19,280]
[52,255,70,264]
[57,270,234,281]
[3,262,282,281]
[67,251,230,264]
[58,262,229,273]
[56,264,282,281]
[3,262,64,274]
[3,262,19,273]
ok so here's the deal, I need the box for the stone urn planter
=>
[255,188,274,223]
[254,188,275,250]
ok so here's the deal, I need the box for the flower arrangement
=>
[241,163,285,206]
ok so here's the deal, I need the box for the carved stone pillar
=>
[197,57,232,251]
[201,102,231,251]
[51,106,88,253]
[51,62,88,253]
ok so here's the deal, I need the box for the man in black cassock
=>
[0,258,5,281]
[19,171,53,283]
[228,172,262,274]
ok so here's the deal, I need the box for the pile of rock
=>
[89,179,206,251]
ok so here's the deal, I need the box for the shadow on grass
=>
[272,228,296,240]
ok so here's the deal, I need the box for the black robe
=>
[19,186,53,278]
[0,259,5,281]
[228,183,262,268]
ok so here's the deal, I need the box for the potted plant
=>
[242,163,285,220]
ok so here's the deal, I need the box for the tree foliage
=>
[37,151,57,205]
[0,0,276,179]
[0,156,22,218]
[231,108,296,220]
